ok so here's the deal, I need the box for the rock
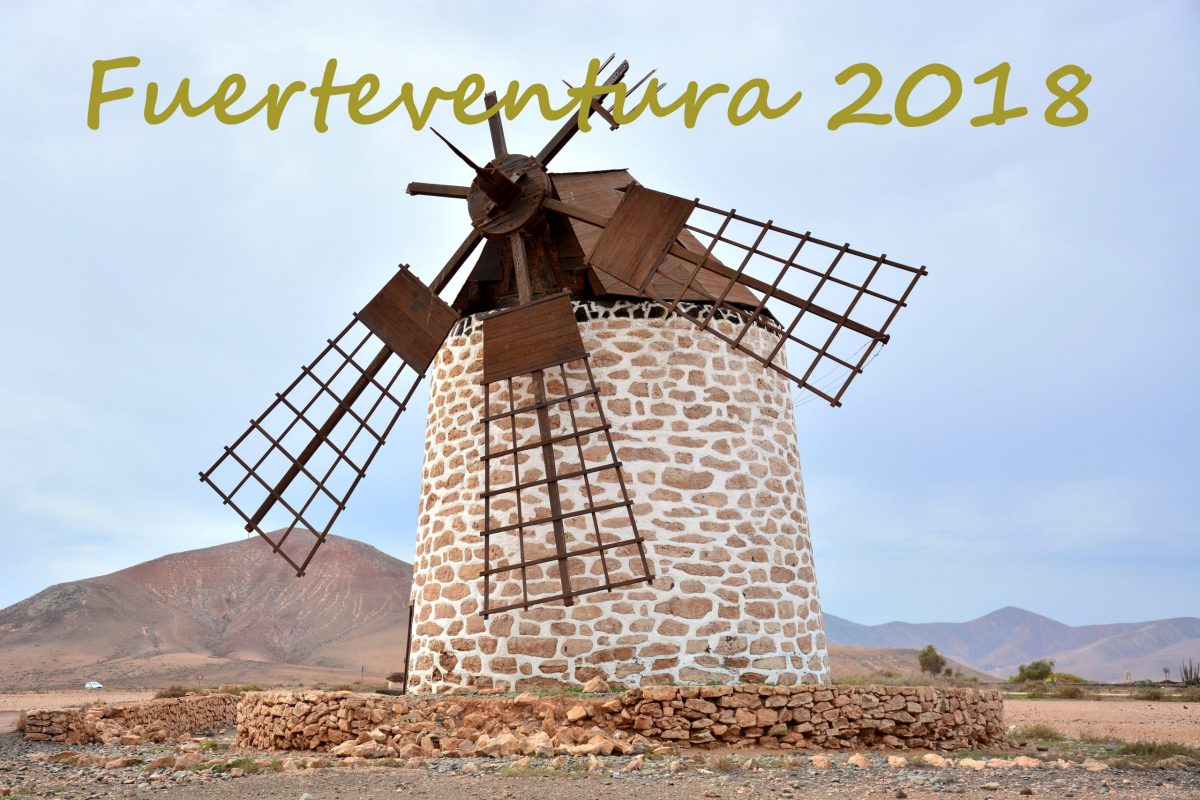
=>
[982,783,1000,791]
[1014,756,1041,768]
[331,739,358,757]
[622,754,644,772]
[404,757,425,769]
[986,758,1016,769]
[668,759,685,773]
[1082,759,1108,772]
[1019,789,1034,796]
[513,692,538,705]
[810,755,831,769]
[847,753,870,768]
[922,753,949,767]
[104,756,144,770]
[298,794,315,800]
[894,790,908,799]
[47,750,81,763]
[583,677,610,693]
[641,686,678,702]
[587,754,603,772]
[566,705,589,722]
[229,767,244,777]
[462,762,479,774]
[958,758,986,770]
[522,730,555,756]
[146,755,177,770]
[887,755,907,768]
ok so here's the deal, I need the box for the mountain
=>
[5,538,1192,689]
[0,534,411,690]
[824,606,1200,682]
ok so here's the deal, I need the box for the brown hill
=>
[0,534,411,690]
[827,645,994,683]
[824,607,1200,682]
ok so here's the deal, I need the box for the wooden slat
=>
[357,267,459,372]
[548,171,759,306]
[586,185,697,291]
[481,293,586,384]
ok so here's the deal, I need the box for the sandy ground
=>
[1004,699,1200,745]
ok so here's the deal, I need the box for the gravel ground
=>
[2,730,1198,800]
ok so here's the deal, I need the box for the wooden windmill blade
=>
[478,293,654,616]
[200,266,459,575]
[544,186,928,406]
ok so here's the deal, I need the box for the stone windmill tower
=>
[200,57,927,694]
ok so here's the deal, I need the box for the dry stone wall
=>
[237,686,1005,755]
[409,299,829,692]
[23,694,236,745]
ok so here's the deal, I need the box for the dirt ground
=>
[1004,699,1200,744]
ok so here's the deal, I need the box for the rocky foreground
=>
[2,727,1198,800]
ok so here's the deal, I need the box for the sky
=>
[0,1,1196,627]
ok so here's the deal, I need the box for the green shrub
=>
[153,685,190,699]
[918,645,947,676]
[1049,672,1088,684]
[1132,686,1164,701]
[1053,685,1090,700]
[1010,660,1055,683]
[1180,686,1200,702]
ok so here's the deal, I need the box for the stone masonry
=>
[23,694,237,745]
[407,299,829,692]
[237,686,1006,754]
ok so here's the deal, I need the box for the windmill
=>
[200,57,926,691]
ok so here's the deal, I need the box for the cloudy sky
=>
[1,1,1196,627]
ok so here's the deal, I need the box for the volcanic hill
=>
[0,535,411,690]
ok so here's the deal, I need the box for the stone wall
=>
[236,685,1005,755]
[23,694,237,745]
[409,300,829,692]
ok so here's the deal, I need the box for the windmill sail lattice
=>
[479,295,653,615]
[552,185,928,406]
[200,267,457,575]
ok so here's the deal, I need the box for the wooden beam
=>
[535,60,629,165]
[430,229,483,294]
[406,182,470,199]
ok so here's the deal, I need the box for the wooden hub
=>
[467,154,550,237]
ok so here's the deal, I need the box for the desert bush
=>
[1020,680,1050,698]
[1115,740,1196,758]
[1180,686,1200,702]
[1013,724,1065,742]
[918,645,947,676]
[1132,686,1164,701]
[1052,685,1090,700]
[153,685,190,699]
[386,672,406,683]
[1049,672,1088,684]
[1010,659,1055,683]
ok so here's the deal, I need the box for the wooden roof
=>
[550,170,759,306]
